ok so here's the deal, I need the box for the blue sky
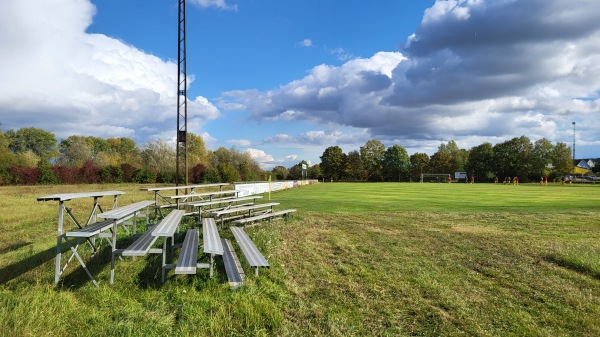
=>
[1,0,600,169]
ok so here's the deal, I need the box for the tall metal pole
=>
[176,0,188,191]
[572,121,576,161]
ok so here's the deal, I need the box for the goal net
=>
[420,173,451,183]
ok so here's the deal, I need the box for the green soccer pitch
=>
[1,182,599,336]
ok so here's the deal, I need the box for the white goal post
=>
[420,173,451,183]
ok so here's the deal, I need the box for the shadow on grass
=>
[544,254,600,280]
[0,242,53,285]
[59,245,114,290]
[0,238,112,289]
[135,253,165,289]
[0,241,33,255]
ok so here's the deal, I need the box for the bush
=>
[133,168,156,183]
[9,165,40,185]
[38,159,59,184]
[53,166,80,184]
[202,168,220,183]
[156,170,176,184]
[121,163,137,183]
[98,165,124,183]
[80,160,101,183]
[190,163,207,183]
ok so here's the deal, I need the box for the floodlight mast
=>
[572,121,576,161]
[176,0,188,193]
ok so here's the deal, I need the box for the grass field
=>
[0,182,599,336]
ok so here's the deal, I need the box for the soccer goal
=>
[420,173,451,183]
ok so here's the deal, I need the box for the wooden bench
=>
[232,209,296,226]
[230,226,269,276]
[114,210,185,283]
[221,238,245,288]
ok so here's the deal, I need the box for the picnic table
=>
[37,190,125,285]
[140,183,230,214]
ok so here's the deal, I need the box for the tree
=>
[0,131,15,183]
[320,146,346,181]
[360,139,385,181]
[552,142,572,177]
[187,133,209,167]
[57,136,94,167]
[141,139,176,176]
[217,163,240,183]
[308,164,322,180]
[428,150,453,174]
[465,142,494,182]
[14,150,40,168]
[271,166,288,180]
[383,144,410,181]
[288,161,308,180]
[493,136,533,181]
[6,127,58,160]
[207,147,264,182]
[439,140,469,172]
[106,137,140,166]
[345,150,364,181]
[410,153,429,182]
[531,138,554,178]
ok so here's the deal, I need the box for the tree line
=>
[0,127,265,185]
[0,127,592,186]
[316,137,588,183]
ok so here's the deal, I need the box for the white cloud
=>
[300,38,313,47]
[227,139,253,147]
[0,0,220,142]
[244,148,275,169]
[189,0,237,11]
[219,0,600,155]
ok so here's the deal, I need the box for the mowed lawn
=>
[0,182,599,336]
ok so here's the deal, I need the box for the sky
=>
[1,0,600,170]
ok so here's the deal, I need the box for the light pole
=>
[572,121,576,161]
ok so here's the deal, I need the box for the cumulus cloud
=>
[227,139,253,147]
[219,0,600,153]
[0,0,220,142]
[244,148,276,169]
[299,39,313,47]
[189,0,237,11]
[244,148,303,170]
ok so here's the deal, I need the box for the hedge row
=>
[0,161,220,185]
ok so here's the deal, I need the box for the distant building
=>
[573,159,593,175]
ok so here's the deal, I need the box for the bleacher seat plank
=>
[97,200,155,219]
[221,238,245,288]
[175,229,199,274]
[230,226,269,269]
[65,219,113,238]
[122,228,159,256]
[232,209,296,225]
[152,210,185,237]
[202,218,224,255]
